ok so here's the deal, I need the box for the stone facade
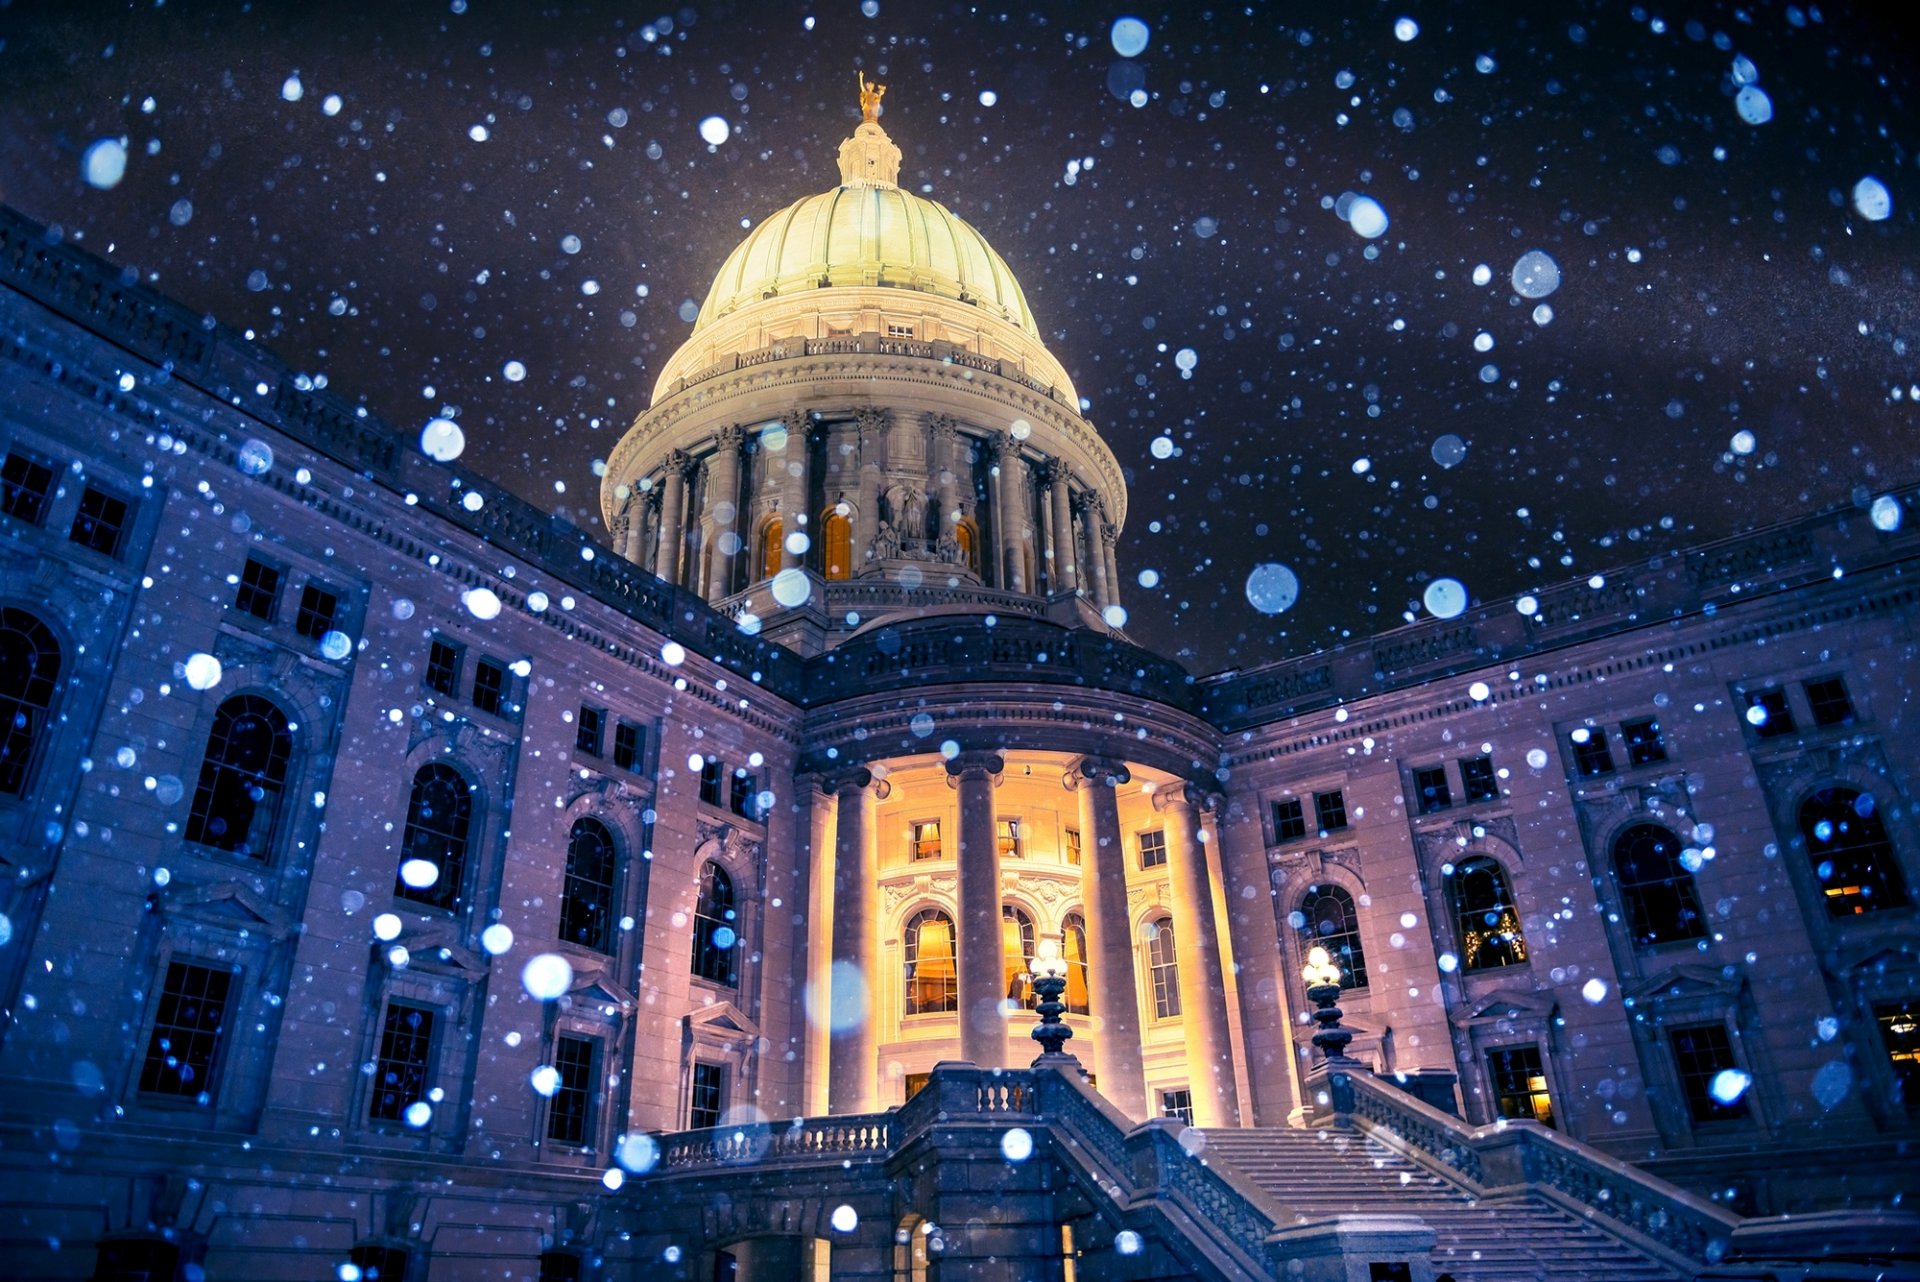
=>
[0,104,1915,1281]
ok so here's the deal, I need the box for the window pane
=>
[1138,829,1167,868]
[1670,1024,1749,1123]
[1800,787,1908,915]
[690,1062,725,1130]
[1570,729,1613,778]
[546,1035,596,1146]
[294,583,338,640]
[613,722,643,771]
[1805,677,1854,727]
[1298,884,1368,991]
[394,764,474,911]
[1273,799,1306,842]
[1744,688,1795,739]
[1147,917,1181,1019]
[370,1005,435,1122]
[1621,717,1667,767]
[0,450,55,525]
[692,862,738,985]
[1487,1045,1555,1127]
[576,706,603,756]
[69,485,128,556]
[471,658,507,714]
[0,609,62,798]
[559,819,617,952]
[185,696,293,858]
[1612,823,1706,946]
[234,555,281,621]
[138,961,232,1100]
[1314,790,1348,832]
[1460,755,1498,803]
[904,909,957,1015]
[1452,857,1527,970]
[1415,766,1452,813]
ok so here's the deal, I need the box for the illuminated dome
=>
[692,130,1040,341]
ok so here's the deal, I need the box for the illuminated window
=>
[1875,1001,1919,1113]
[1063,827,1081,866]
[911,820,942,861]
[759,517,783,578]
[1800,787,1908,915]
[997,817,1023,859]
[691,862,739,985]
[185,696,293,859]
[1450,856,1527,971]
[1146,916,1181,1019]
[1487,1045,1555,1127]
[822,506,853,580]
[0,608,61,798]
[293,581,338,641]
[1613,823,1706,947]
[1063,913,1089,1014]
[903,909,958,1015]
[1297,884,1368,991]
[955,518,979,574]
[393,764,475,911]
[1002,905,1036,1008]
[558,819,618,953]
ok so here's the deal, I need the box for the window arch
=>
[1450,856,1527,971]
[1002,905,1036,1008]
[0,607,61,797]
[394,763,475,911]
[955,518,979,575]
[1063,913,1090,1014]
[1145,915,1181,1019]
[185,695,293,858]
[1297,884,1369,991]
[691,861,739,985]
[1800,787,1909,916]
[822,506,853,580]
[903,908,957,1015]
[559,818,618,952]
[1612,823,1707,946]
[759,517,783,580]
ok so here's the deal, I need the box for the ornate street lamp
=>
[1029,937,1076,1061]
[1302,945,1355,1063]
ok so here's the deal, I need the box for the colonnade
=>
[819,754,1239,1128]
[616,416,1126,616]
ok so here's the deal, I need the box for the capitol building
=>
[0,87,1914,1281]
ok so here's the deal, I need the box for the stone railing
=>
[657,1111,895,1173]
[1342,1070,1739,1271]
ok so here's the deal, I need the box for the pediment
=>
[1452,986,1557,1028]
[1623,963,1743,1006]
[1836,941,1920,978]
[163,882,295,939]
[566,964,634,1011]
[393,920,488,977]
[685,999,759,1042]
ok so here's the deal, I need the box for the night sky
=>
[2,0,1915,672]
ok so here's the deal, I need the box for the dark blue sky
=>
[2,0,1914,670]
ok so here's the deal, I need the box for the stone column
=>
[704,425,745,602]
[1101,522,1123,617]
[1047,463,1077,594]
[993,437,1028,593]
[945,751,1005,1066]
[1079,495,1111,610]
[653,451,690,584]
[856,411,889,570]
[779,409,812,573]
[1155,784,1240,1127]
[826,767,888,1115]
[1068,757,1147,1119]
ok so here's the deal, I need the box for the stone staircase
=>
[1199,1126,1688,1282]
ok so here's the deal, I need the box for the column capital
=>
[927,412,960,443]
[943,751,1004,782]
[664,448,694,477]
[1063,756,1131,790]
[1151,782,1222,816]
[854,406,890,436]
[819,765,891,800]
[1101,522,1120,548]
[712,423,746,451]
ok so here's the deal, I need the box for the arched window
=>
[394,763,474,911]
[1297,884,1369,991]
[955,518,979,575]
[759,517,783,580]
[558,818,618,952]
[1613,823,1707,946]
[903,908,957,1015]
[0,608,61,797]
[185,695,293,858]
[692,861,739,985]
[1063,913,1090,1014]
[1146,915,1181,1019]
[822,506,853,580]
[1002,905,1036,1008]
[1450,856,1527,971]
[1801,787,1909,916]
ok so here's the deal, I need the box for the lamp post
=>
[1029,937,1076,1062]
[1302,945,1355,1063]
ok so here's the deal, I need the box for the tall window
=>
[690,1061,726,1130]
[1569,727,1613,778]
[1613,823,1706,946]
[1450,856,1527,971]
[729,769,758,820]
[1063,827,1082,866]
[822,506,853,580]
[1875,1001,1919,1113]
[1487,1045,1555,1127]
[575,705,604,756]
[691,861,738,985]
[424,637,462,696]
[233,555,281,620]
[997,817,1022,859]
[0,608,60,798]
[546,1034,597,1146]
[1063,913,1090,1014]
[559,819,618,953]
[903,908,958,1015]
[698,757,724,806]
[1800,787,1908,915]
[911,820,942,861]
[612,721,645,772]
[1146,915,1181,1019]
[394,764,475,912]
[1297,884,1369,991]
[185,695,294,858]
[1670,1024,1750,1123]
[369,1004,435,1122]
[1002,905,1036,1008]
[138,960,233,1101]
[1138,829,1168,869]
[471,656,508,714]
[759,517,783,579]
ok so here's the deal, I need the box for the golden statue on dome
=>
[858,70,886,122]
